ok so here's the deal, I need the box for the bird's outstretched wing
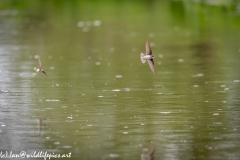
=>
[38,56,42,68]
[147,59,156,74]
[146,41,152,55]
[42,70,48,76]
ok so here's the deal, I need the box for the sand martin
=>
[140,41,156,74]
[141,145,156,160]
[36,56,48,76]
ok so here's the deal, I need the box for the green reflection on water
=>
[1,0,240,160]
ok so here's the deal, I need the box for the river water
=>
[0,1,240,160]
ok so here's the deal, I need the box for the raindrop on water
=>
[77,21,84,27]
[178,59,184,62]
[115,75,122,78]
[93,20,102,26]
[95,62,101,65]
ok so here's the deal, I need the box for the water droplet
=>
[34,55,39,59]
[95,62,101,65]
[62,146,72,149]
[54,142,60,145]
[45,99,59,102]
[159,111,170,114]
[1,89,9,93]
[93,20,101,26]
[77,21,84,27]
[178,59,184,62]
[115,75,122,78]
[109,154,119,158]
[112,89,120,92]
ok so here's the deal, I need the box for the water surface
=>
[0,1,240,160]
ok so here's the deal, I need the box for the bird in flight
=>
[140,41,156,74]
[36,56,48,76]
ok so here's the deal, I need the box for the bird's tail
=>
[140,53,146,63]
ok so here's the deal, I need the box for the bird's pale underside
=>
[140,41,156,74]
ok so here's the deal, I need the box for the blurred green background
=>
[0,0,240,160]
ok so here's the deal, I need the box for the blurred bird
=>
[38,119,44,137]
[141,145,156,160]
[140,41,156,73]
[36,56,48,76]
